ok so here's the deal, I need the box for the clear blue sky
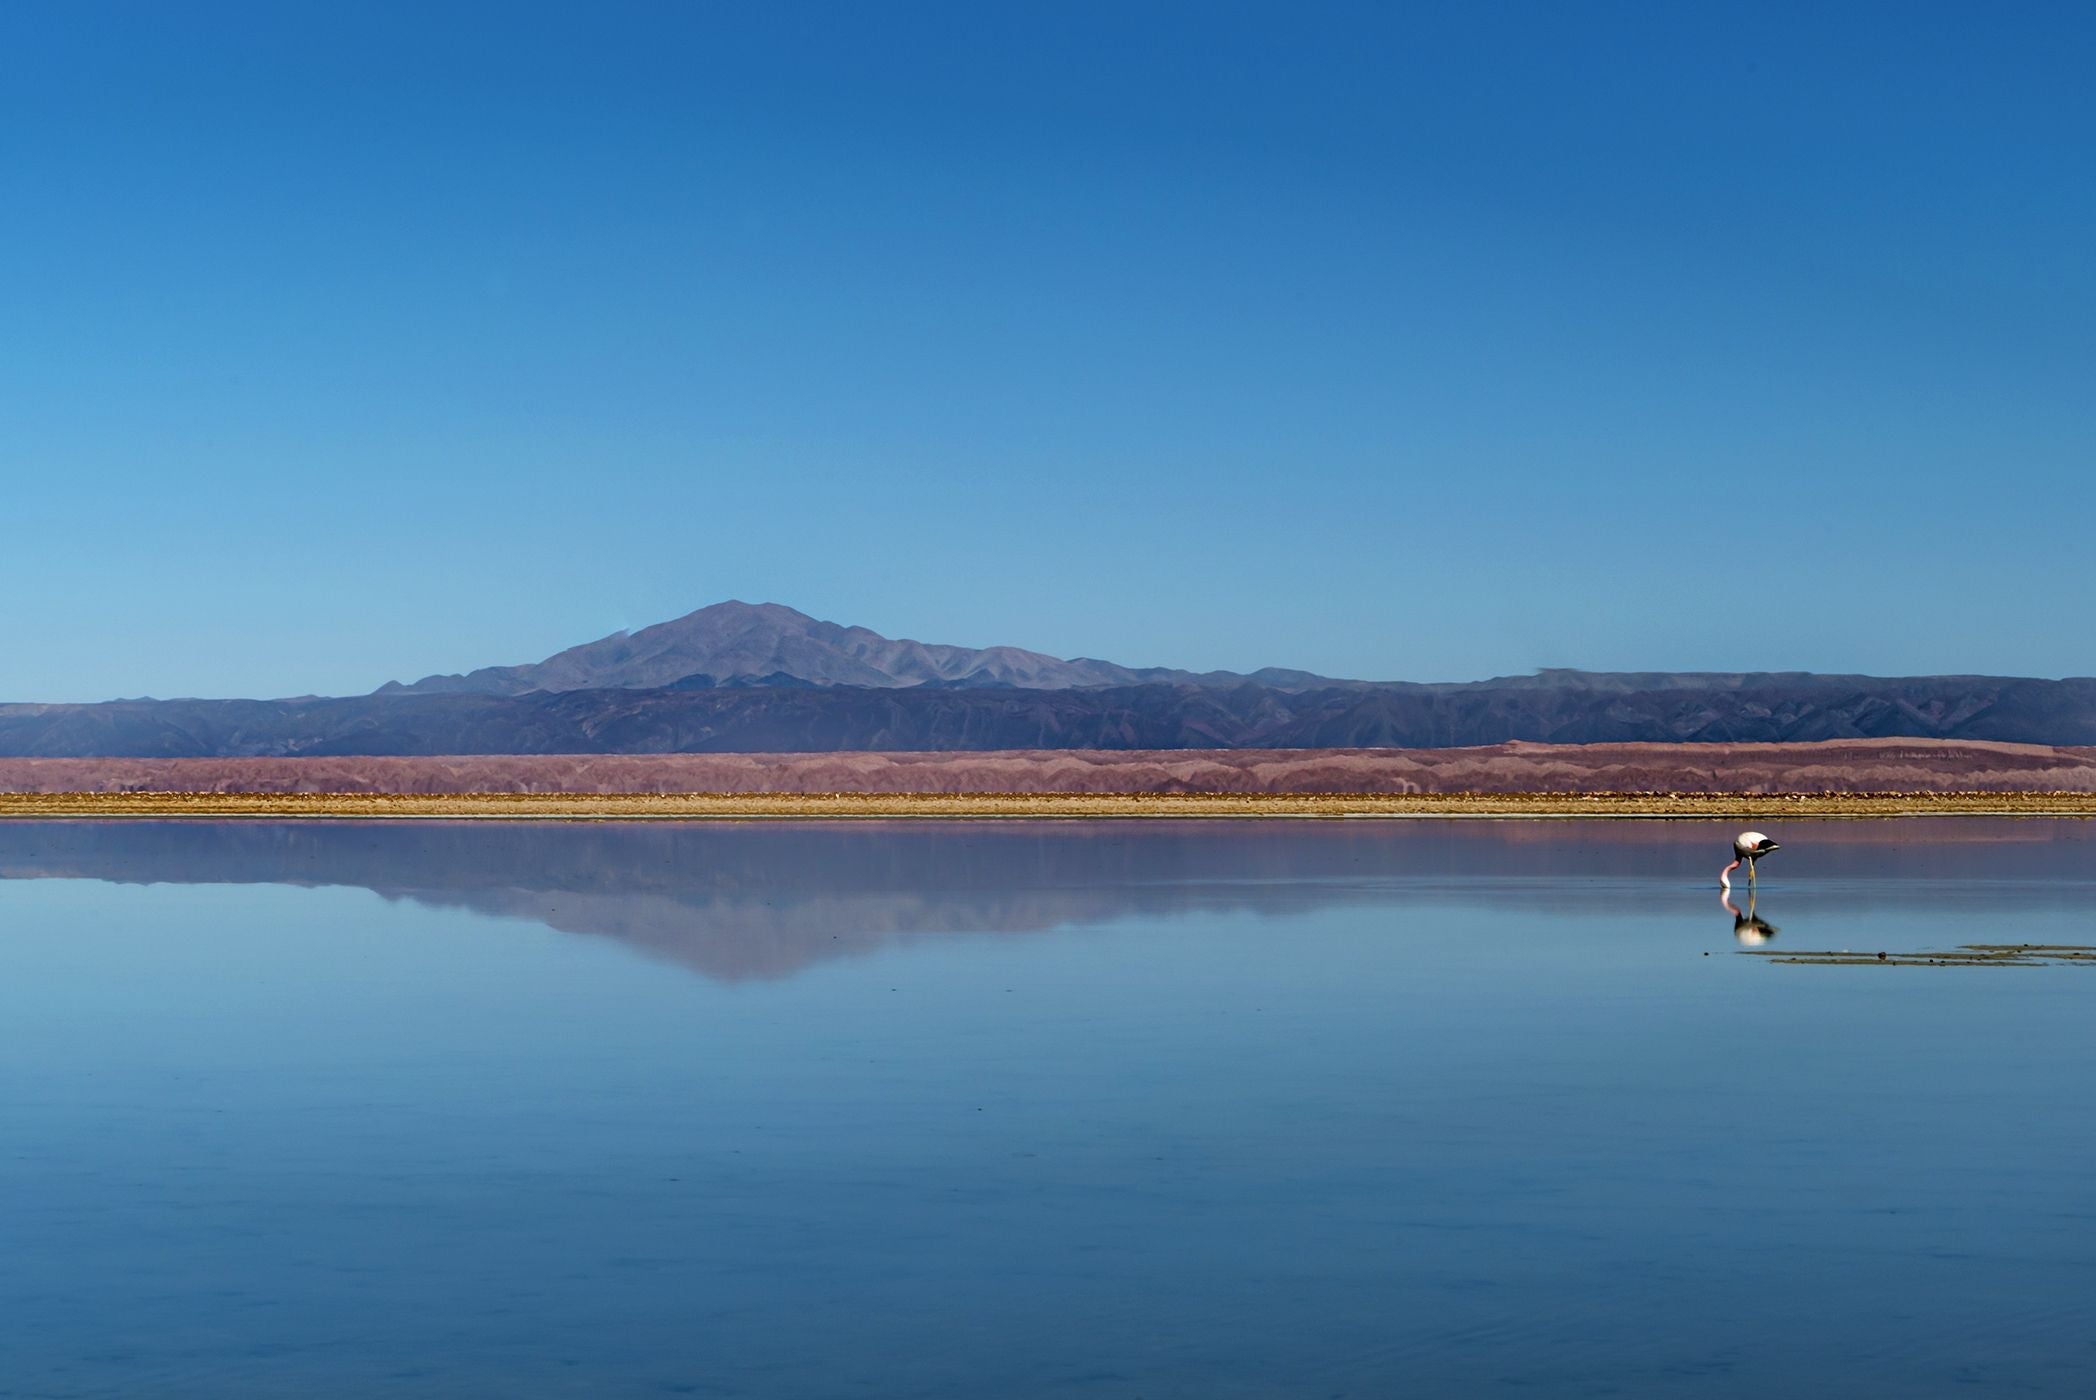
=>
[4,2,2091,700]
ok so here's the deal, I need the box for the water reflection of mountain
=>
[1,819,2089,981]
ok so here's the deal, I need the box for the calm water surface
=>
[2,819,2092,1398]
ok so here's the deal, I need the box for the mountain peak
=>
[377,602,1327,697]
[678,600,812,624]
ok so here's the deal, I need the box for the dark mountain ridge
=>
[5,673,2094,758]
[375,599,1997,701]
[6,601,2091,757]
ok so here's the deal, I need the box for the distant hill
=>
[3,600,2093,757]
[376,600,1337,695]
[6,740,2093,796]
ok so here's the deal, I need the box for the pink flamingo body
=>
[1720,830,1779,890]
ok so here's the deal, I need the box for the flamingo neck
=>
[1720,858,1741,890]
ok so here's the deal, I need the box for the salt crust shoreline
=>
[4,791,2095,820]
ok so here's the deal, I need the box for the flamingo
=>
[1720,830,1778,890]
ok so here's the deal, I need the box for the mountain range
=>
[3,600,2093,757]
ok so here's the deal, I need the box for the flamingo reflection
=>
[1722,887,1777,945]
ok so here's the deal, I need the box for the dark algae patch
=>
[1743,944,2096,967]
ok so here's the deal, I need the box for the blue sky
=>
[3,2,2091,700]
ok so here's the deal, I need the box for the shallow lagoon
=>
[2,818,2092,1398]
